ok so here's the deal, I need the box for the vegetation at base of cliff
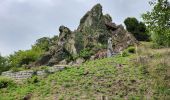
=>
[79,48,94,60]
[0,77,16,89]
[0,36,59,72]
[0,42,169,99]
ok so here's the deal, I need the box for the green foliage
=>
[8,47,44,68]
[150,43,165,49]
[98,33,109,44]
[27,76,39,84]
[124,17,138,32]
[72,55,79,61]
[4,36,58,70]
[0,77,16,89]
[11,67,24,72]
[32,37,51,51]
[50,35,59,45]
[32,36,59,51]
[40,66,49,70]
[124,17,150,41]
[127,46,136,53]
[142,0,170,46]
[122,51,129,57]
[0,55,9,74]
[0,43,169,99]
[79,48,94,60]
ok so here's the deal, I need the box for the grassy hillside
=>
[0,42,169,100]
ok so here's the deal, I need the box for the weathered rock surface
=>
[1,65,68,80]
[33,3,137,67]
[34,26,76,66]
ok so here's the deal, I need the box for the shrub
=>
[140,65,149,75]
[79,48,94,60]
[150,43,164,49]
[121,51,129,57]
[0,77,16,89]
[98,33,109,45]
[127,47,135,53]
[124,17,150,41]
[8,47,44,68]
[40,66,48,70]
[27,76,39,84]
[33,37,51,51]
[0,55,9,74]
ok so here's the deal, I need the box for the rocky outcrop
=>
[33,3,137,67]
[78,4,106,31]
[77,4,111,47]
[111,25,137,52]
[34,26,76,66]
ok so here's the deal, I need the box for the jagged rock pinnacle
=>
[78,3,105,32]
[33,3,137,67]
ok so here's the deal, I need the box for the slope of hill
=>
[0,42,169,100]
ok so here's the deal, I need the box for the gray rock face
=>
[35,26,77,66]
[111,25,137,53]
[107,37,114,57]
[76,3,112,50]
[1,65,68,80]
[78,4,104,31]
[32,3,137,67]
[75,58,85,65]
[1,70,34,80]
[58,26,77,55]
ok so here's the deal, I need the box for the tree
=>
[0,55,9,74]
[124,17,149,41]
[8,47,44,68]
[32,37,51,51]
[7,36,59,69]
[142,0,170,46]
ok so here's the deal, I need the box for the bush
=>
[27,76,39,84]
[0,77,16,89]
[127,47,135,53]
[124,17,150,41]
[150,43,164,49]
[121,51,129,57]
[32,37,51,51]
[0,55,10,74]
[40,66,49,70]
[8,47,44,68]
[79,48,94,60]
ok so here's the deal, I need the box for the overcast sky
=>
[0,0,152,56]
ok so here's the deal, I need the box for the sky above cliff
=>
[0,0,151,56]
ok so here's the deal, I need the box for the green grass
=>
[0,42,169,100]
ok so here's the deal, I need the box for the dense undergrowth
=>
[0,42,169,100]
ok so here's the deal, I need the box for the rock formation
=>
[107,37,114,57]
[33,3,137,67]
